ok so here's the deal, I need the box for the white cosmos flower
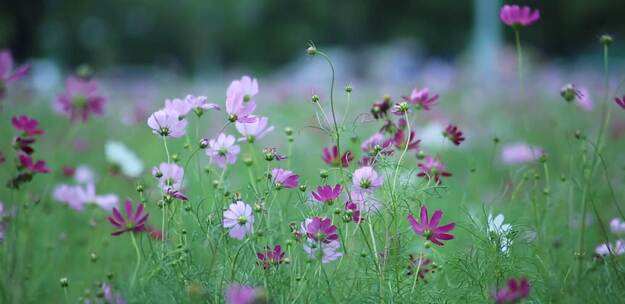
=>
[105,141,144,177]
[488,213,512,253]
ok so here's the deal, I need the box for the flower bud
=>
[184,204,192,212]
[345,84,352,93]
[311,95,320,103]
[320,169,329,179]
[334,208,342,215]
[307,45,317,56]
[285,127,293,136]
[243,156,253,167]
[600,34,613,45]
[90,252,98,263]
[172,154,180,163]
[299,184,307,192]
[199,138,209,149]
[136,184,144,192]
[154,171,163,178]
[60,277,69,288]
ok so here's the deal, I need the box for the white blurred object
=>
[105,141,144,177]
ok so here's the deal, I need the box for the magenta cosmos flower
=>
[322,145,353,168]
[402,87,439,110]
[500,143,543,165]
[226,284,258,304]
[235,116,274,143]
[311,184,342,205]
[443,124,465,146]
[56,76,106,122]
[152,163,184,191]
[256,244,286,269]
[19,154,49,173]
[11,115,44,137]
[147,109,187,138]
[615,95,625,110]
[223,201,254,240]
[108,200,149,236]
[418,156,451,184]
[226,76,258,123]
[499,5,540,27]
[393,129,420,152]
[344,201,362,223]
[0,49,30,99]
[352,166,384,192]
[407,205,455,246]
[493,278,531,304]
[206,133,240,168]
[271,168,299,189]
[305,217,338,244]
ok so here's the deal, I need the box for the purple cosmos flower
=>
[393,129,420,152]
[370,96,392,119]
[262,147,287,161]
[402,87,439,110]
[407,205,455,246]
[361,132,392,155]
[102,283,127,304]
[499,5,540,27]
[615,95,625,110]
[164,97,193,118]
[311,184,342,204]
[185,94,220,113]
[418,156,451,184]
[0,49,30,99]
[322,145,353,168]
[56,76,106,122]
[223,201,254,240]
[11,115,44,137]
[344,201,362,223]
[303,239,342,263]
[443,124,465,146]
[74,165,97,184]
[235,116,274,142]
[226,76,258,123]
[147,109,187,138]
[256,245,286,269]
[500,143,543,165]
[226,284,257,304]
[610,218,625,234]
[595,240,625,256]
[152,162,184,191]
[493,278,531,304]
[271,168,299,189]
[352,166,384,192]
[19,154,49,173]
[165,187,188,202]
[305,217,338,244]
[107,200,149,236]
[206,133,240,168]
[53,183,119,211]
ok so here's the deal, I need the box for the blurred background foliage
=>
[1,0,624,74]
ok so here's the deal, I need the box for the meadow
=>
[1,4,625,304]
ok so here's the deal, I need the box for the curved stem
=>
[130,232,142,286]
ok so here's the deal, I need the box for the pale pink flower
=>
[206,133,240,168]
[235,116,274,142]
[147,109,187,138]
[223,201,254,240]
[501,143,543,165]
[152,163,184,191]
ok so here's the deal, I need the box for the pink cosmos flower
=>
[226,284,257,304]
[595,240,625,256]
[164,95,220,118]
[303,239,342,263]
[164,98,193,118]
[443,124,465,146]
[418,156,451,184]
[407,205,455,246]
[614,95,625,110]
[102,283,126,304]
[311,184,342,204]
[271,168,299,189]
[305,217,338,244]
[322,145,353,168]
[575,88,593,112]
[147,109,187,138]
[256,245,286,269]
[11,115,44,136]
[108,200,149,236]
[493,278,531,303]
[393,129,420,152]
[402,87,439,110]
[235,116,274,142]
[500,143,543,165]
[19,154,49,173]
[0,49,30,99]
[610,218,625,234]
[344,201,362,223]
[223,201,254,240]
[352,166,383,192]
[361,132,387,153]
[74,165,96,184]
[225,76,258,123]
[152,163,184,191]
[56,76,106,122]
[53,183,118,211]
[407,254,433,280]
[499,5,540,27]
[206,133,240,168]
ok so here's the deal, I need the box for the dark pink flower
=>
[165,187,188,201]
[370,96,392,119]
[146,225,165,241]
[18,154,49,173]
[393,129,420,152]
[107,200,149,236]
[344,201,362,223]
[499,5,540,27]
[311,184,342,204]
[271,168,299,189]
[443,124,465,146]
[62,166,76,177]
[305,217,338,244]
[407,205,455,246]
[615,95,625,110]
[11,115,44,136]
[406,254,432,280]
[322,145,353,168]
[0,50,30,99]
[493,278,531,303]
[402,87,439,110]
[256,245,286,269]
[56,76,106,122]
[418,156,451,184]
[13,137,35,155]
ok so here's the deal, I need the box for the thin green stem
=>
[130,232,142,286]
[514,28,524,92]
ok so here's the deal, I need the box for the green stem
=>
[514,28,524,92]
[130,232,142,286]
